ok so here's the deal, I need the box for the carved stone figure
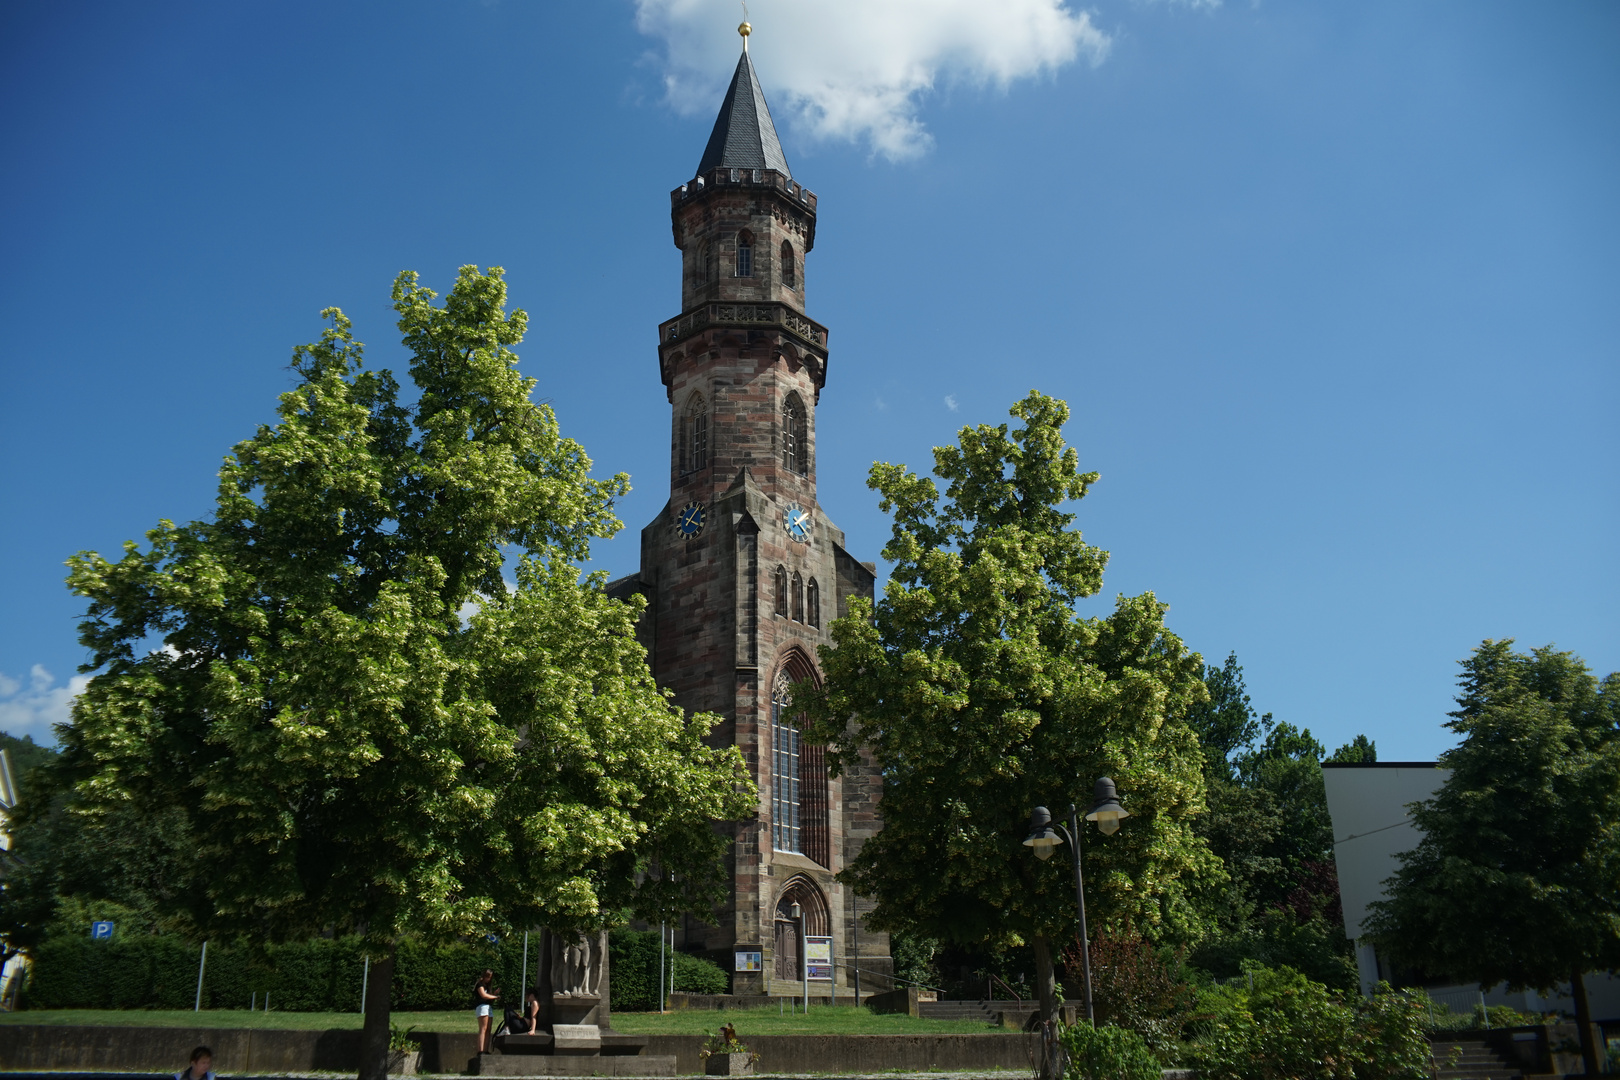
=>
[549,930,605,998]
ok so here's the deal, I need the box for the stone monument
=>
[535,928,610,1052]
[479,928,674,1076]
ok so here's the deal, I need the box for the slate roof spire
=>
[695,34,791,179]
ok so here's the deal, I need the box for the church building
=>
[609,27,892,997]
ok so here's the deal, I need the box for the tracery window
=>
[792,571,805,623]
[680,392,708,474]
[781,240,796,288]
[782,392,808,476]
[735,230,753,277]
[807,578,820,629]
[771,668,829,865]
[774,566,789,617]
[771,672,802,855]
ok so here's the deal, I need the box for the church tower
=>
[611,26,891,997]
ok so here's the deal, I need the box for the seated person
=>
[504,988,542,1035]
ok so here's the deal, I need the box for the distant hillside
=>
[0,731,57,786]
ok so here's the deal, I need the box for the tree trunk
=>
[358,948,396,1080]
[1570,969,1599,1078]
[1032,935,1064,1080]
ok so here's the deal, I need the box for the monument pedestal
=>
[482,930,674,1077]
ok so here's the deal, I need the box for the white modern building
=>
[1323,761,1618,1021]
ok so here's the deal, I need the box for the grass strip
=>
[0,1006,1001,1036]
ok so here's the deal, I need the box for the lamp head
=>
[1023,805,1064,860]
[1085,777,1129,835]
[789,902,801,919]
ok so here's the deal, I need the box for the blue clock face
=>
[676,502,706,537]
[784,502,812,542]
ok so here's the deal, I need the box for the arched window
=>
[792,571,805,622]
[702,242,714,283]
[735,230,753,277]
[771,668,829,866]
[680,392,708,474]
[807,578,820,629]
[782,392,808,476]
[781,240,796,288]
[774,566,788,617]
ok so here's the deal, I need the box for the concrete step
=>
[1430,1038,1523,1080]
[475,1053,678,1077]
[917,1000,999,1023]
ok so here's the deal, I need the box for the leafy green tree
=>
[57,267,751,1079]
[796,392,1216,1066]
[0,732,55,785]
[1365,640,1620,1076]
[1186,654,1262,783]
[1186,657,1369,988]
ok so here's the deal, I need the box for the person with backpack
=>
[503,987,542,1035]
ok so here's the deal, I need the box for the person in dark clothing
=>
[504,988,542,1035]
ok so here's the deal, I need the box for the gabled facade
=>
[610,42,891,997]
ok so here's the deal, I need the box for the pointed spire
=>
[695,48,791,179]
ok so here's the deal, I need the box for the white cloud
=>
[0,665,87,744]
[944,394,959,411]
[635,0,1111,161]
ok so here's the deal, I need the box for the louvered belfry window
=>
[681,392,708,474]
[782,393,807,475]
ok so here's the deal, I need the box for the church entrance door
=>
[774,918,799,980]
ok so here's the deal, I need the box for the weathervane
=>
[739,0,751,49]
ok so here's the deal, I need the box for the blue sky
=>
[1,1,1615,760]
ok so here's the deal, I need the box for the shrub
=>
[1068,932,1195,1057]
[1059,1022,1162,1080]
[1404,989,1548,1031]
[607,929,729,1010]
[1186,964,1430,1080]
[1189,909,1359,992]
[24,928,723,1013]
[27,932,534,1012]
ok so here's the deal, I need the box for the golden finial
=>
[739,0,750,49]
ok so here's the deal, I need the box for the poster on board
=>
[804,935,833,981]
[734,951,763,972]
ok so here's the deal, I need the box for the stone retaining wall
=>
[0,1026,1043,1076]
[0,1025,360,1073]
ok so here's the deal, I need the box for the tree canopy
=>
[55,267,752,1077]
[1181,652,1376,989]
[796,391,1216,1056]
[1365,639,1619,1075]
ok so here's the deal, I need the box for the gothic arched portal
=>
[772,875,829,981]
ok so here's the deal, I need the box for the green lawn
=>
[0,1009,471,1031]
[0,1005,999,1036]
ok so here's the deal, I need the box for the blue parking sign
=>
[90,921,114,941]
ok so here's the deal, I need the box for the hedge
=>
[608,929,728,1010]
[24,930,727,1012]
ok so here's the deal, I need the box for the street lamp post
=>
[1023,777,1129,1025]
